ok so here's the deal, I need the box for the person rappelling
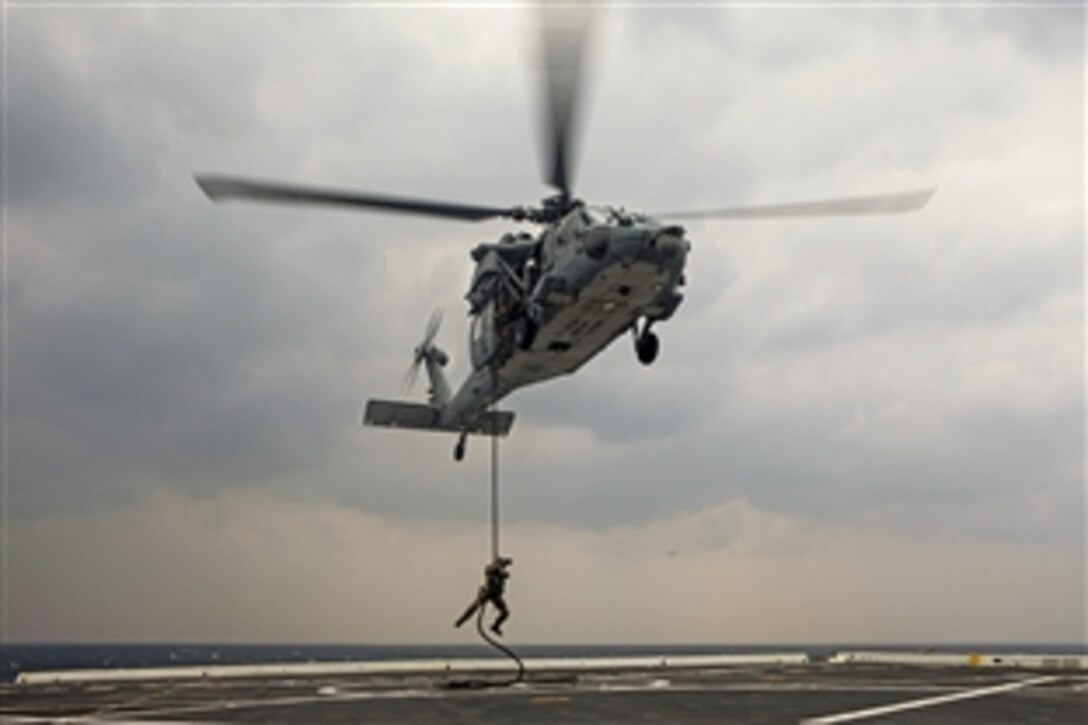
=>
[455,556,513,636]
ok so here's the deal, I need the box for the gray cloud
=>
[978,5,1084,64]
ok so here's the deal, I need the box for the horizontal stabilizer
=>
[364,400,514,436]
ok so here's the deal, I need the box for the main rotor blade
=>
[540,2,594,200]
[195,174,517,222]
[655,188,936,220]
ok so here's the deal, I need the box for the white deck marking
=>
[801,675,1059,724]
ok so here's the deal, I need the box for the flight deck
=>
[3,651,1086,723]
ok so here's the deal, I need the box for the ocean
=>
[2,642,1084,684]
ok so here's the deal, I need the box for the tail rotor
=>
[403,308,447,395]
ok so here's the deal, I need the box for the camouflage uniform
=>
[455,557,512,635]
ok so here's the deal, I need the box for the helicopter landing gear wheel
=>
[454,431,467,462]
[636,330,659,366]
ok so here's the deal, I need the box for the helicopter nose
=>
[649,225,687,257]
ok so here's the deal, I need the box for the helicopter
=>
[195,6,933,462]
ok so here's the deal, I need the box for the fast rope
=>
[491,402,500,560]
[446,401,525,689]
[476,602,525,685]
[484,401,525,683]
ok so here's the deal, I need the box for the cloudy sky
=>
[4,2,1083,645]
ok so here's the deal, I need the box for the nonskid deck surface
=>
[3,653,1086,724]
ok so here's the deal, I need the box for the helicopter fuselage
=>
[437,204,689,433]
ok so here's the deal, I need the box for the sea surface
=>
[2,642,1084,684]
